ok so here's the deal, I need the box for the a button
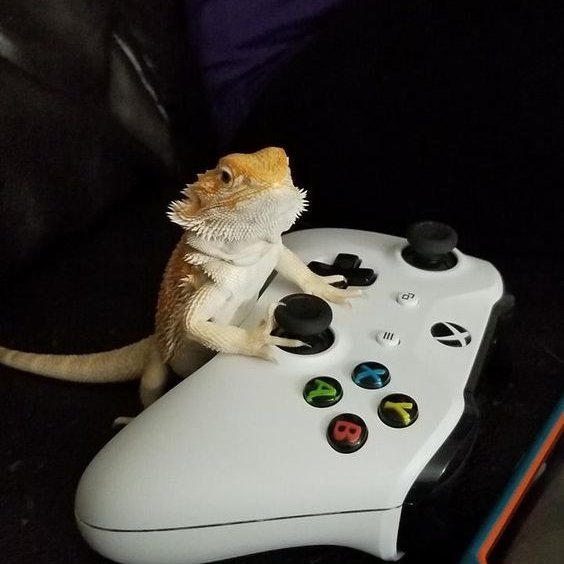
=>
[303,377,343,407]
[378,394,418,428]
[397,291,419,307]
[308,253,377,287]
[376,330,400,347]
[352,362,390,389]
[327,413,368,453]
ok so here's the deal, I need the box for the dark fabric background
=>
[1,2,563,563]
[0,0,213,284]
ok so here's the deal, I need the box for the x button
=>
[352,362,391,389]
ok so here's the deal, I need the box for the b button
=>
[327,413,368,453]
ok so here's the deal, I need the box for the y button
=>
[378,394,418,428]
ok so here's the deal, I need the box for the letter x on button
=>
[352,362,391,389]
[308,254,377,288]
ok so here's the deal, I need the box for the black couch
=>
[1,2,562,563]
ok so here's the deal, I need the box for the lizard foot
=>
[302,274,362,304]
[248,302,307,360]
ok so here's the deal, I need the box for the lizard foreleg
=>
[184,286,304,361]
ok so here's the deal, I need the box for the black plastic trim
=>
[398,291,515,552]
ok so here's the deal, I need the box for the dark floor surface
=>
[497,446,563,564]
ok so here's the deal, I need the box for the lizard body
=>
[0,147,359,408]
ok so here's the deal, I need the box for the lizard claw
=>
[322,274,348,285]
[248,301,312,359]
[254,345,278,362]
[244,301,284,360]
[268,335,309,349]
[265,301,285,331]
[302,274,363,304]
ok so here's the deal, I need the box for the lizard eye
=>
[220,167,233,186]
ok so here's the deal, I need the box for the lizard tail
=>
[0,337,155,383]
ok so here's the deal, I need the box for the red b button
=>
[327,413,368,453]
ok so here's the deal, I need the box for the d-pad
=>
[308,254,377,288]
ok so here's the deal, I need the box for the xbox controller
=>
[75,223,513,563]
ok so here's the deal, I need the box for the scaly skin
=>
[0,147,360,410]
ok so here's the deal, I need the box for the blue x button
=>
[352,362,391,389]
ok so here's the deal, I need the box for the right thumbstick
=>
[402,221,458,271]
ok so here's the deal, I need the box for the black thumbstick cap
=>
[274,294,332,336]
[272,294,334,354]
[402,221,458,271]
[407,221,458,256]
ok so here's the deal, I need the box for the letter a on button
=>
[303,377,343,407]
[307,379,337,402]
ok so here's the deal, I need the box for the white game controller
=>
[75,222,513,564]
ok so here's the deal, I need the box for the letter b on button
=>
[327,413,368,453]
[333,421,362,444]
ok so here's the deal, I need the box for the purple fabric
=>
[186,0,347,147]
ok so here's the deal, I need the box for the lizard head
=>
[168,147,308,241]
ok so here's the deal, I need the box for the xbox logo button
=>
[431,322,472,347]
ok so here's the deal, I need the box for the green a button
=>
[303,377,343,408]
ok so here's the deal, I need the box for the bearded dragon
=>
[0,147,359,410]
